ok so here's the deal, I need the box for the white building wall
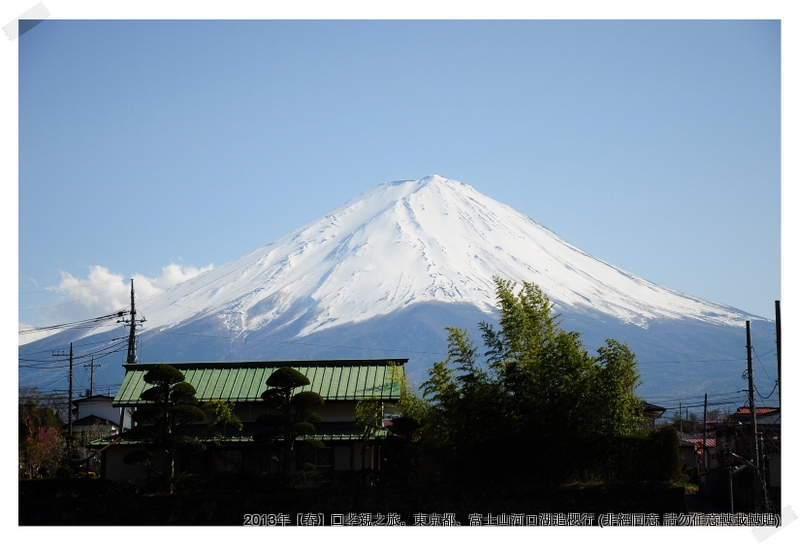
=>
[75,397,132,430]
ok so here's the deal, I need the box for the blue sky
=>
[9,4,791,339]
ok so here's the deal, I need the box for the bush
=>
[540,427,681,484]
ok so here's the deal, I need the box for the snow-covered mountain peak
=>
[365,174,471,204]
[132,175,754,341]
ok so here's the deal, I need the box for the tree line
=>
[20,277,680,489]
[384,278,679,485]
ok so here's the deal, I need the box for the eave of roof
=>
[73,394,115,406]
[680,437,717,448]
[113,359,407,406]
[642,401,666,413]
[734,407,779,416]
[72,415,119,427]
[88,421,385,447]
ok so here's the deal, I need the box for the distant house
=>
[678,433,719,469]
[641,401,666,429]
[92,359,406,481]
[72,394,131,435]
[701,406,781,510]
[725,406,781,492]
[728,406,780,426]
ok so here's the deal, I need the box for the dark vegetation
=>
[388,279,680,486]
[255,366,324,474]
[20,279,688,525]
[19,472,688,525]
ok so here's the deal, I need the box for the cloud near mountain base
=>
[19,263,214,343]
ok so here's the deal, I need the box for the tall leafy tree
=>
[480,279,595,442]
[418,277,643,483]
[424,326,501,449]
[202,400,243,442]
[19,400,63,442]
[421,351,459,447]
[201,400,243,474]
[592,339,643,437]
[257,367,323,475]
[383,362,431,484]
[129,364,206,492]
[354,395,386,471]
[354,396,384,441]
[19,401,66,479]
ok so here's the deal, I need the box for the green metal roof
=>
[113,359,407,406]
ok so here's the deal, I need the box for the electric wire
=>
[18,310,128,336]
[19,336,130,366]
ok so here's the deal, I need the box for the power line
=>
[18,310,128,336]
[19,338,130,368]
[644,389,749,412]
[755,380,779,401]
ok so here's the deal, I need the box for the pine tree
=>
[257,367,324,475]
[128,364,206,493]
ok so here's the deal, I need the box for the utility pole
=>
[775,300,781,411]
[53,343,74,435]
[118,279,145,364]
[68,343,73,435]
[126,279,137,363]
[746,321,761,511]
[703,393,708,470]
[88,356,95,397]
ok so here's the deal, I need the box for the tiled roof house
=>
[94,359,406,480]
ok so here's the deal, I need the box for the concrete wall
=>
[102,445,154,481]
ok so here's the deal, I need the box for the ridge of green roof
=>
[113,359,406,406]
[122,358,408,370]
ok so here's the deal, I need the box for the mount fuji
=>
[20,175,777,401]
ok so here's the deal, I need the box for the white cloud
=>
[19,263,213,344]
[133,263,214,296]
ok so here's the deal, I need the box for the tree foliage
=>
[19,401,66,479]
[354,396,383,440]
[19,387,68,427]
[414,278,644,484]
[202,399,243,444]
[257,367,324,474]
[128,364,207,492]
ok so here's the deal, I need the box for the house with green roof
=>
[94,359,407,480]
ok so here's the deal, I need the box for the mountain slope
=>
[135,175,755,335]
[19,175,776,401]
